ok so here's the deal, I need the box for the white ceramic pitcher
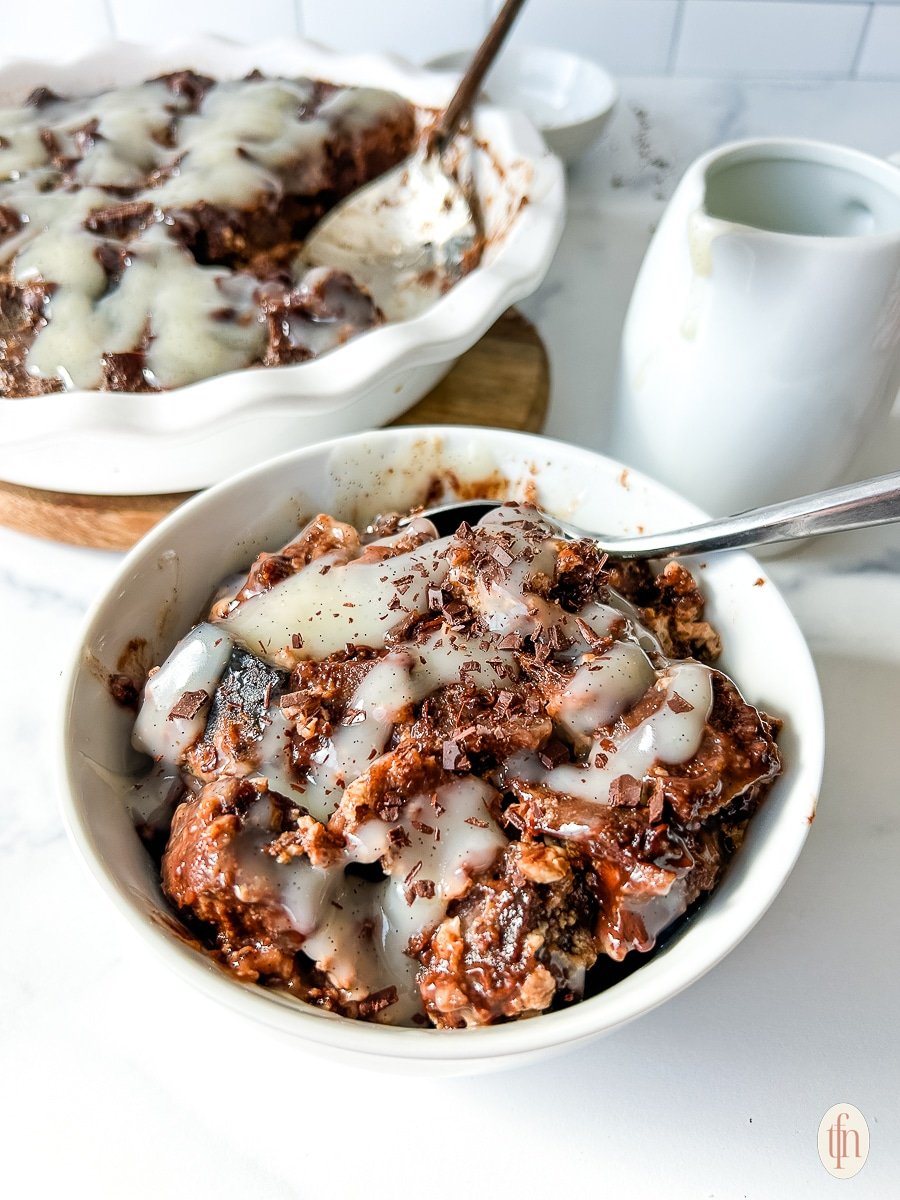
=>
[612,138,900,514]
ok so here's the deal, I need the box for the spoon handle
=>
[584,470,900,558]
[436,0,528,149]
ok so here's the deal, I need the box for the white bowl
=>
[426,46,618,164]
[0,38,564,496]
[59,427,824,1074]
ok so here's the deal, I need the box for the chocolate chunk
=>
[84,200,154,240]
[538,738,569,769]
[608,773,643,807]
[167,689,209,720]
[647,781,666,823]
[26,86,61,109]
[427,586,444,610]
[101,351,153,393]
[0,205,22,240]
[442,740,471,771]
[357,986,398,1018]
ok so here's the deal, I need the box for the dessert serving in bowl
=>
[0,38,564,495]
[59,427,824,1071]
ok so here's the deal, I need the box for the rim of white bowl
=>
[425,45,619,132]
[57,427,824,1062]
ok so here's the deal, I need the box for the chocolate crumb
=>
[109,673,139,710]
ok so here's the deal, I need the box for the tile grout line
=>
[100,0,117,41]
[666,0,687,76]
[848,2,875,79]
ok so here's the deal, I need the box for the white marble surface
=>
[2,77,899,1197]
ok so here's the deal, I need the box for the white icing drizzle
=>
[551,641,656,741]
[543,661,714,806]
[132,624,233,763]
[220,535,452,664]
[0,75,410,389]
[238,776,505,1016]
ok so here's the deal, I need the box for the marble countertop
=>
[3,76,899,1198]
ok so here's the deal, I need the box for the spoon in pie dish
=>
[412,470,900,555]
[301,0,528,320]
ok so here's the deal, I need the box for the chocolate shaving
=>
[167,689,209,720]
[387,826,411,849]
[667,691,695,714]
[291,632,304,649]
[464,816,488,828]
[411,879,435,899]
[403,860,423,886]
[411,819,434,836]
[427,586,444,610]
[497,631,523,651]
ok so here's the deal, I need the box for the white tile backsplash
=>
[491,0,682,76]
[674,1,869,76]
[0,1,899,82]
[0,0,113,61]
[108,0,299,45]
[299,0,488,62]
[856,4,900,75]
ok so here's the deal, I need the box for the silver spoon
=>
[302,0,528,321]
[414,470,900,555]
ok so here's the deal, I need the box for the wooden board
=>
[0,309,549,551]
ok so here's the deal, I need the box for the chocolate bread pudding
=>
[0,71,422,396]
[128,503,782,1027]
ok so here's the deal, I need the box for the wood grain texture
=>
[0,309,548,551]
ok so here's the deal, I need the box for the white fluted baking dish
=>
[0,38,564,495]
